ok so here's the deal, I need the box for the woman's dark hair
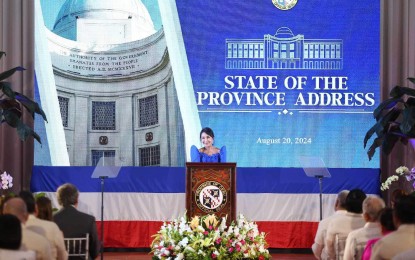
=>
[394,194,415,224]
[391,189,407,208]
[0,214,22,249]
[36,196,53,221]
[19,190,36,214]
[200,127,214,139]
[345,189,367,213]
[378,207,396,231]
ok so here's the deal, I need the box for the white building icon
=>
[225,27,343,70]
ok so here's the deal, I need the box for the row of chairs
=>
[63,233,89,259]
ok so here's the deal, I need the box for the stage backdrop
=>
[31,166,379,248]
[174,0,380,168]
[33,0,380,248]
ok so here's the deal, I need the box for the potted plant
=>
[0,51,47,143]
[364,77,415,160]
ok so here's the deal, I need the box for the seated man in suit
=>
[53,183,101,259]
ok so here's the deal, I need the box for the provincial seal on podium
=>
[195,181,228,213]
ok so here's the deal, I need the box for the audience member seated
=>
[371,194,415,259]
[0,214,36,259]
[361,207,395,260]
[390,188,406,208]
[3,197,52,260]
[36,196,53,221]
[19,190,68,260]
[53,183,101,260]
[343,195,385,260]
[0,193,15,214]
[312,190,349,260]
[325,189,367,260]
[392,247,415,260]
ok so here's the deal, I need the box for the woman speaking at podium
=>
[190,127,226,162]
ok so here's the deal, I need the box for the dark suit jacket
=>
[54,206,101,259]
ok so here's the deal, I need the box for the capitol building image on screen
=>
[43,0,185,166]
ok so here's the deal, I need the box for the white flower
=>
[238,217,245,227]
[396,166,409,175]
[234,227,240,236]
[0,171,12,189]
[219,217,227,232]
[178,237,188,247]
[160,247,170,256]
[197,249,206,256]
[184,246,195,252]
[228,226,234,234]
[380,175,400,191]
[195,225,205,232]
[175,253,184,260]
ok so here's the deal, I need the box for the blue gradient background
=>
[176,0,380,168]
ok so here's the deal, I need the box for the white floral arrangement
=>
[0,171,13,190]
[151,213,270,260]
[381,166,415,191]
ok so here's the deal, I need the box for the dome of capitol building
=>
[52,0,156,43]
[274,27,295,38]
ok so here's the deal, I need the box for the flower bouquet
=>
[0,171,13,192]
[0,171,13,205]
[151,213,270,260]
[381,166,415,191]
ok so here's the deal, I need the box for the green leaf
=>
[0,81,16,99]
[373,97,402,120]
[364,123,380,148]
[364,108,401,148]
[34,192,46,199]
[3,107,21,127]
[390,85,415,99]
[2,108,42,144]
[0,66,25,82]
[16,120,41,144]
[400,106,415,134]
[14,92,48,122]
[0,52,5,59]
[406,97,415,106]
[367,137,383,161]
[408,77,415,85]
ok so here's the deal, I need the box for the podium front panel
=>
[186,163,236,223]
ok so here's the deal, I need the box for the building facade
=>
[46,0,185,166]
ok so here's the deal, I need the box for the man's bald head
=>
[3,197,28,223]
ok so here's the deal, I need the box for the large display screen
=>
[35,0,380,169]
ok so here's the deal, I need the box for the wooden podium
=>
[185,163,236,223]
